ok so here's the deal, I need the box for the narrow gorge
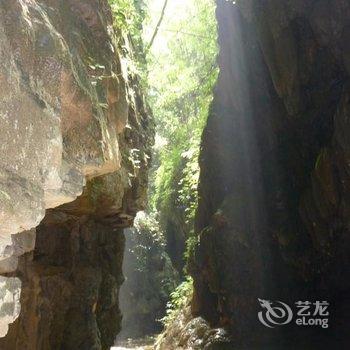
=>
[1,0,350,350]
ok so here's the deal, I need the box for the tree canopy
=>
[145,0,218,236]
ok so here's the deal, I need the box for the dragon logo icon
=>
[258,298,293,328]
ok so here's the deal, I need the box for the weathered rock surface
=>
[156,302,232,350]
[0,0,154,347]
[190,0,350,348]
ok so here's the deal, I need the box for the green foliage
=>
[104,0,219,335]
[128,212,179,298]
[108,0,218,259]
[108,0,147,68]
[184,235,199,265]
[120,213,179,337]
[161,276,193,326]
[146,0,218,233]
[146,0,218,133]
[108,0,144,35]
[131,213,166,272]
[109,0,218,326]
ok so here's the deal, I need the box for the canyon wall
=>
[0,0,154,348]
[191,0,350,348]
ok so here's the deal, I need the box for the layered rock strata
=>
[0,0,154,348]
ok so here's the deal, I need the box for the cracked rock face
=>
[0,0,154,347]
[191,0,350,348]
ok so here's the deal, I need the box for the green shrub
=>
[161,276,193,326]
[144,1,218,279]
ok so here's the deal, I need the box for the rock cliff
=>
[190,0,350,348]
[0,0,153,348]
